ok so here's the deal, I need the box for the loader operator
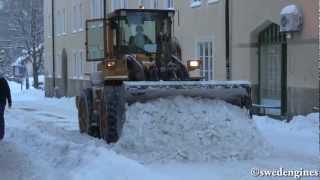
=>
[0,75,12,140]
[129,25,153,51]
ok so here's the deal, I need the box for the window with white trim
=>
[165,0,174,9]
[62,8,66,34]
[197,41,214,80]
[152,0,158,8]
[79,50,85,78]
[111,0,118,11]
[47,14,52,37]
[55,10,61,35]
[91,0,103,18]
[56,53,61,78]
[72,5,77,32]
[79,3,84,31]
[72,51,76,78]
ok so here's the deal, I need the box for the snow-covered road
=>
[1,81,319,180]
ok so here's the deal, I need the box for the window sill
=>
[208,0,219,4]
[190,1,201,8]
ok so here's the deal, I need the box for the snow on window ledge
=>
[190,1,201,8]
[208,0,219,5]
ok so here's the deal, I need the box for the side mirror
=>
[86,19,107,62]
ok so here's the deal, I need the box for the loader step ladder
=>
[252,104,281,116]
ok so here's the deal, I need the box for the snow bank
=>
[255,113,319,136]
[114,96,270,163]
[288,113,319,134]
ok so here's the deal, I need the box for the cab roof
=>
[108,8,175,19]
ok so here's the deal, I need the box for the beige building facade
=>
[43,0,319,116]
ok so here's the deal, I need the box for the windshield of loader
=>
[112,11,172,55]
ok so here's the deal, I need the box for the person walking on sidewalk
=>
[0,75,12,140]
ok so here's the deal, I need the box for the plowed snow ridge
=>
[113,96,270,163]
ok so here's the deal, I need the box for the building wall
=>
[231,0,319,116]
[174,0,226,80]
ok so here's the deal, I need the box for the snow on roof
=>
[13,43,43,66]
[280,4,299,15]
[12,54,29,66]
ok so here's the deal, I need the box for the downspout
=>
[51,0,56,90]
[104,0,107,19]
[225,0,231,80]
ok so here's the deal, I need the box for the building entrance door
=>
[258,23,287,116]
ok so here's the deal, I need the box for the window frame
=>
[197,39,214,81]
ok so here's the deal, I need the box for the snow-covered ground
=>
[0,81,319,180]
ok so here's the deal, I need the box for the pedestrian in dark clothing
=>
[0,76,12,140]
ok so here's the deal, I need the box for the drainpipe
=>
[103,0,107,19]
[225,0,231,80]
[51,0,56,91]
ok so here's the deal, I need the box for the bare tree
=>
[9,0,44,89]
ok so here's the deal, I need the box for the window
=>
[48,15,52,37]
[72,5,77,32]
[91,0,103,18]
[165,0,174,9]
[191,0,201,8]
[79,50,85,78]
[121,0,128,9]
[56,53,61,78]
[56,10,61,35]
[111,0,118,11]
[198,41,214,80]
[62,8,66,34]
[79,3,84,31]
[152,0,158,8]
[73,51,77,78]
[112,0,127,10]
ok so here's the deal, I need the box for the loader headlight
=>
[188,60,201,68]
[187,60,202,71]
[189,60,200,67]
[106,61,116,68]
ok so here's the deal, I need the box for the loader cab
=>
[108,9,175,58]
[85,9,175,62]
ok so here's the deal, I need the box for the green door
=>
[258,23,287,116]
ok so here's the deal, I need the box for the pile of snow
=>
[255,113,319,136]
[288,113,319,134]
[113,96,270,163]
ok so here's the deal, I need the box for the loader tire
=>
[78,88,98,137]
[100,85,125,143]
[78,89,91,134]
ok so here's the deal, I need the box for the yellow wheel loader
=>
[76,9,252,143]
